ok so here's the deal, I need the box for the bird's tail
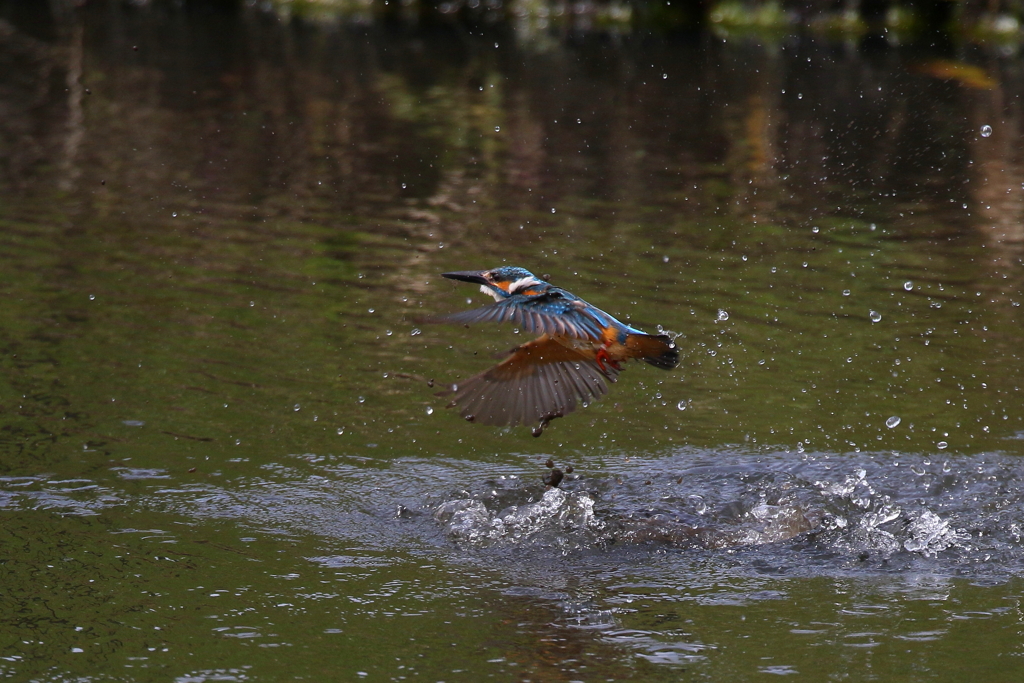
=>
[625,333,680,370]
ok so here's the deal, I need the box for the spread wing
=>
[435,290,608,340]
[441,335,619,427]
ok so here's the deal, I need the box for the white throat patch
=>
[508,276,543,294]
[480,284,504,301]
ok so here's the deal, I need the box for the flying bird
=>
[434,266,679,435]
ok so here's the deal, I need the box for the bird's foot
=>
[595,346,622,375]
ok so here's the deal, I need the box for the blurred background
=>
[1,0,1024,681]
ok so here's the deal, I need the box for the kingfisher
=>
[434,266,679,436]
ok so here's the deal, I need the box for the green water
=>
[2,2,1024,681]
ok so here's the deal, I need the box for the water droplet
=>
[294,404,301,411]
[88,294,95,301]
[758,359,766,365]
[981,124,993,137]
[937,441,948,449]
[662,73,668,79]
[716,309,729,322]
[812,226,820,233]
[357,396,365,404]
[249,301,254,307]
[870,310,882,323]
[551,208,556,213]
[171,212,177,217]
[386,330,393,336]
[903,281,913,291]
[401,182,407,189]
[842,289,851,296]
[337,427,344,435]
[426,407,434,415]
[368,308,375,313]
[663,255,669,263]
[886,416,901,428]
[677,400,688,410]
[494,126,500,132]
[410,328,422,336]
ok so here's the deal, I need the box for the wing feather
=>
[443,336,613,427]
[551,365,577,412]
[547,365,569,412]
[433,290,610,342]
[523,374,538,423]
[561,363,590,405]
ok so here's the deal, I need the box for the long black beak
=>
[442,270,490,285]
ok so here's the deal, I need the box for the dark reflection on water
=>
[1,1,1024,682]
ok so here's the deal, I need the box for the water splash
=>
[434,487,603,551]
[904,510,963,557]
[423,451,999,570]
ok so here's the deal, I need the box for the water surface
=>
[1,3,1023,681]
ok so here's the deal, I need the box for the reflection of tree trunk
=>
[59,21,83,192]
[967,69,1024,325]
[723,53,783,221]
[0,20,57,191]
[605,62,643,214]
[970,78,1024,245]
[743,90,782,216]
[505,88,545,198]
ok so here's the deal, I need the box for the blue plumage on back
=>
[439,268,621,340]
